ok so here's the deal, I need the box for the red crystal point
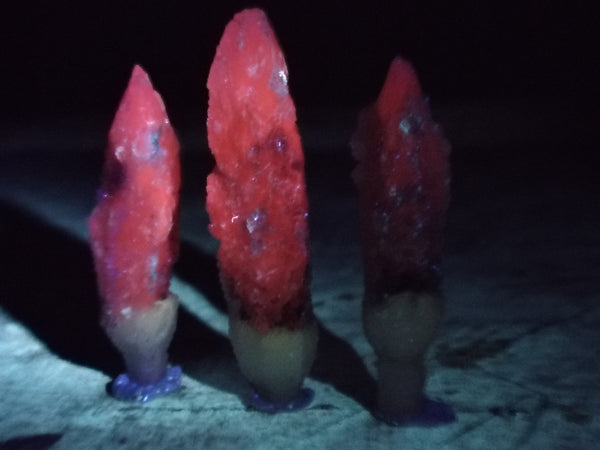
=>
[89,65,181,315]
[206,9,310,333]
[351,58,450,295]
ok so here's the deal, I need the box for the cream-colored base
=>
[229,317,318,403]
[363,291,442,416]
[103,294,178,385]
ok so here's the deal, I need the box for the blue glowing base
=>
[111,366,182,402]
[248,387,314,413]
[374,397,456,427]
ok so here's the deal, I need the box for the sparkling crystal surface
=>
[89,65,180,315]
[206,9,310,332]
[351,58,450,295]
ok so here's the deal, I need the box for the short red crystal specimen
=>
[89,65,180,316]
[206,9,310,333]
[351,57,450,296]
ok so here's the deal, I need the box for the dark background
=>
[3,1,598,134]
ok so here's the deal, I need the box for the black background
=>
[3,1,598,133]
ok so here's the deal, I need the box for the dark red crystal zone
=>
[351,58,450,296]
[89,65,180,314]
[206,9,310,333]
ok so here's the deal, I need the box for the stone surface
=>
[206,9,310,332]
[351,58,450,296]
[1,103,598,448]
[88,65,181,316]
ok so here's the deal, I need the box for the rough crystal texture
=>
[206,9,310,333]
[89,65,180,316]
[351,58,450,296]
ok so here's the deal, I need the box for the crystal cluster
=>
[206,9,311,333]
[89,65,181,317]
[351,58,450,297]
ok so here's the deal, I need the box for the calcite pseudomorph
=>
[89,65,181,317]
[351,57,450,297]
[206,8,311,333]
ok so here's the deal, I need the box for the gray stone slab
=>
[1,108,598,448]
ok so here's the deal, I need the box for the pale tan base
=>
[229,317,318,403]
[363,291,442,416]
[103,294,178,385]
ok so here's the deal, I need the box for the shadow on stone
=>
[0,200,241,398]
[172,241,256,401]
[311,322,376,411]
[0,200,120,376]
[0,432,62,450]
[175,241,227,316]
[170,300,245,399]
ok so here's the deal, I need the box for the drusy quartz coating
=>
[351,57,450,296]
[89,65,180,316]
[206,9,310,333]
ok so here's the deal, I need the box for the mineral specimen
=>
[206,8,311,334]
[351,57,450,298]
[88,65,181,398]
[89,65,181,318]
[353,57,454,424]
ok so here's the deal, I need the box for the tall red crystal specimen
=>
[206,9,310,333]
[351,57,450,296]
[89,65,180,316]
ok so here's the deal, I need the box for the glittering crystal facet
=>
[351,58,450,295]
[89,65,180,314]
[206,9,310,332]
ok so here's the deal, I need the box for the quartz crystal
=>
[206,8,310,333]
[89,65,180,316]
[351,57,450,296]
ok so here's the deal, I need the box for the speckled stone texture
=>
[1,103,599,448]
